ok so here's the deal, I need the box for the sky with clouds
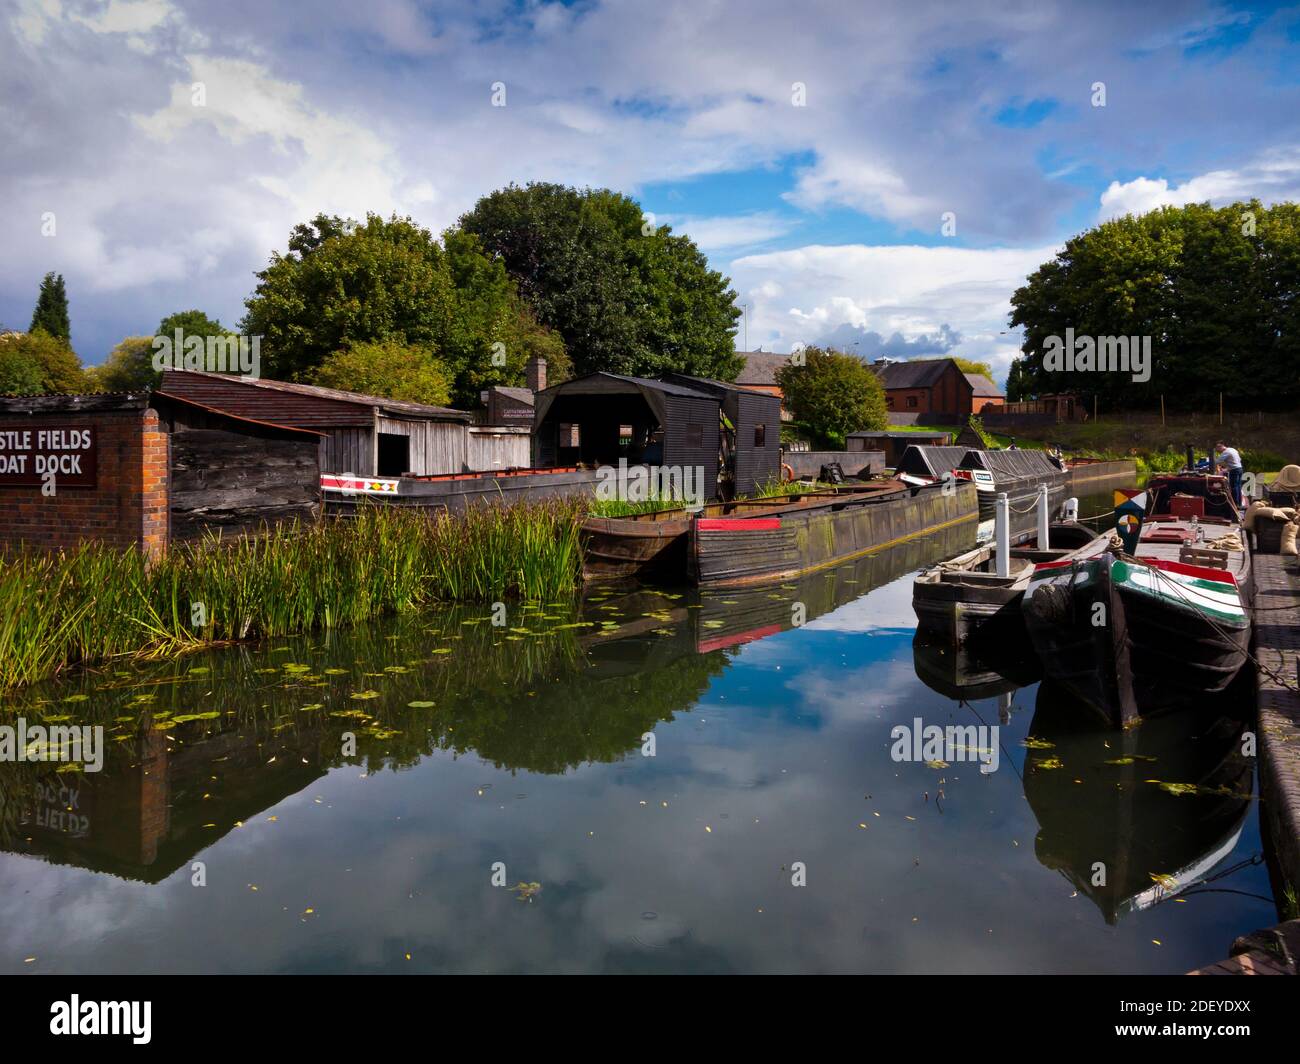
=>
[3,0,1299,387]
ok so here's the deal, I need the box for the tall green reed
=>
[0,499,585,693]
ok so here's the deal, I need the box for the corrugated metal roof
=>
[161,370,471,422]
[964,449,1062,479]
[894,444,972,477]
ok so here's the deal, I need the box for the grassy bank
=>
[0,501,584,692]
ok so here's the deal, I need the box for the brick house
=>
[872,358,1001,421]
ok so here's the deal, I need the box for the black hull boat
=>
[1021,474,1252,727]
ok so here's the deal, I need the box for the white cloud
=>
[660,211,794,252]
[1099,147,1300,221]
[728,242,1057,382]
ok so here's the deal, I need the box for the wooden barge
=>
[582,478,979,588]
[688,478,979,588]
[911,522,1099,650]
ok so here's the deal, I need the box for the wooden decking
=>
[1253,554,1300,897]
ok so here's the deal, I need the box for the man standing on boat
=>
[1214,441,1243,508]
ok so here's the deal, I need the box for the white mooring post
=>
[1062,496,1079,523]
[1037,483,1050,547]
[995,492,1010,577]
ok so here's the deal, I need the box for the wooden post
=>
[1160,394,1165,426]
[1219,392,1224,425]
[995,493,1010,577]
[1093,394,1098,423]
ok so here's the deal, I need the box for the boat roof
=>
[895,445,972,477]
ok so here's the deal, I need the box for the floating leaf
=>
[407,701,435,708]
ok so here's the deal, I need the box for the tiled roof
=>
[964,372,1004,397]
[735,351,791,387]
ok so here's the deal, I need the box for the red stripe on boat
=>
[1032,557,1086,572]
[697,518,782,531]
[1144,557,1238,585]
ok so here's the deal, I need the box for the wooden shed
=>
[532,373,721,500]
[663,374,783,495]
[847,430,950,467]
[161,370,474,477]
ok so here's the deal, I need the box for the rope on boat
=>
[1137,561,1300,694]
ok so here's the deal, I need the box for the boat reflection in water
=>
[1021,678,1254,925]
[911,633,1040,710]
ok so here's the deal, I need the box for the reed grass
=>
[0,500,585,692]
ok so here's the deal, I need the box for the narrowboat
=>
[912,521,1100,649]
[688,477,979,587]
[1020,472,1252,727]
[581,486,887,581]
[894,445,1070,544]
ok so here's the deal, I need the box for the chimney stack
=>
[526,355,547,393]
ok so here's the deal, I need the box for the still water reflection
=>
[0,524,1274,973]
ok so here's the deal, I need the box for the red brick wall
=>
[0,409,169,558]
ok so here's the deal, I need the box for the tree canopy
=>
[775,346,888,446]
[457,183,743,380]
[88,336,159,393]
[0,328,85,395]
[29,272,70,343]
[311,340,452,407]
[158,309,229,340]
[240,213,568,407]
[1008,200,1300,409]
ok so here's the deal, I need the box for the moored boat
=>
[581,487,876,581]
[894,444,1070,543]
[689,478,979,587]
[912,521,1100,649]
[1021,472,1252,726]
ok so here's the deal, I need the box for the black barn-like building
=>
[532,372,782,500]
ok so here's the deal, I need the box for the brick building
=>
[872,358,1002,420]
[0,392,321,559]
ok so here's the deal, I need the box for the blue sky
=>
[3,0,1299,387]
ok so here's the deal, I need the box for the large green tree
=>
[157,309,229,340]
[457,183,743,380]
[312,340,452,406]
[0,334,45,395]
[1009,200,1300,410]
[89,336,160,392]
[0,329,85,394]
[775,346,888,446]
[29,272,70,343]
[241,213,568,406]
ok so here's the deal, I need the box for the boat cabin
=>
[1145,473,1239,522]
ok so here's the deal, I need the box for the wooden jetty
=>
[1252,551,1300,911]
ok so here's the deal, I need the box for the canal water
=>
[0,519,1276,974]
